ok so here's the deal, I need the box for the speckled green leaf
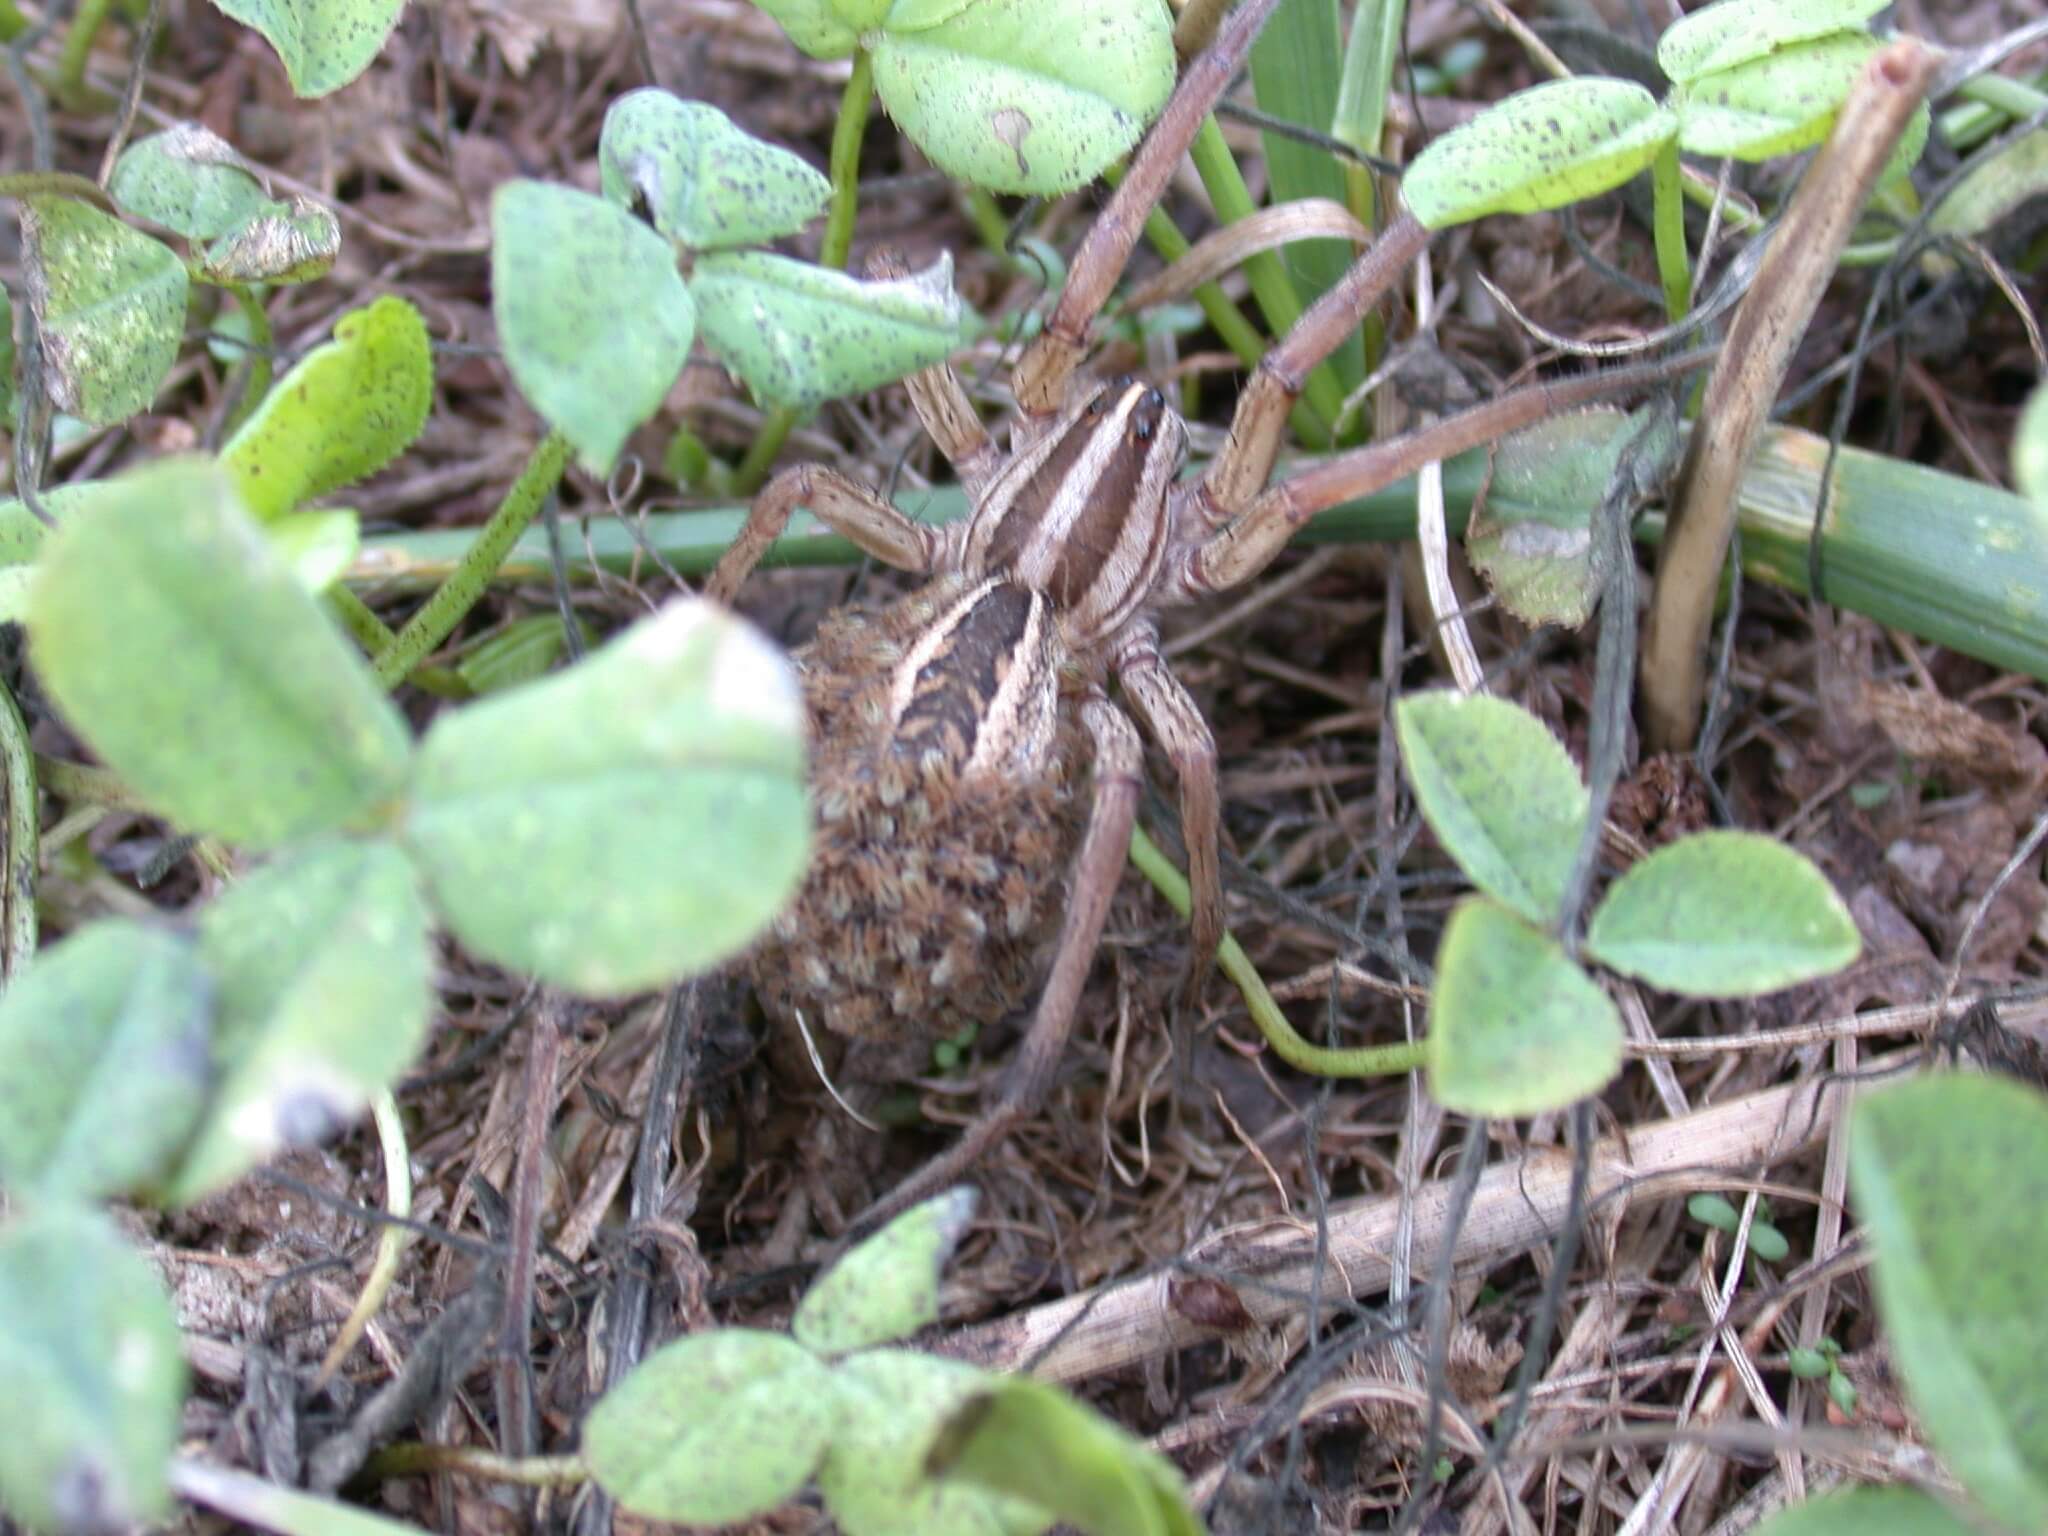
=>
[1402,78,1676,230]
[222,296,432,522]
[1426,897,1622,1116]
[168,837,432,1204]
[0,1206,185,1534]
[1395,690,1588,928]
[1584,831,1860,996]
[20,196,187,426]
[693,249,963,408]
[927,1373,1198,1536]
[794,1188,976,1355]
[821,1350,1051,1536]
[0,921,211,1203]
[403,598,809,996]
[1657,0,1889,85]
[1748,1486,1984,1536]
[585,1330,838,1523]
[206,0,404,97]
[747,0,859,56]
[1672,32,1880,161]
[1850,1075,2048,1531]
[2018,380,2048,514]
[491,180,695,473]
[110,122,271,240]
[454,613,591,695]
[27,459,413,847]
[199,194,340,284]
[600,90,829,249]
[870,0,1176,196]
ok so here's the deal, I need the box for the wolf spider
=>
[710,0,1692,1228]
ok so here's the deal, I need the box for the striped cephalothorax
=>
[710,0,1698,1226]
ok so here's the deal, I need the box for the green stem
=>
[1953,70,2048,124]
[220,285,274,437]
[362,1444,588,1487]
[0,676,37,982]
[326,585,398,654]
[1128,824,1423,1079]
[1188,116,1342,444]
[315,1089,413,1386]
[54,0,112,107]
[732,49,872,497]
[1651,139,1689,323]
[0,0,27,42]
[822,48,873,273]
[372,430,574,686]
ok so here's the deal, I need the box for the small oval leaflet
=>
[1426,896,1623,1117]
[793,1187,978,1355]
[599,90,830,250]
[584,1330,840,1524]
[1401,78,1677,230]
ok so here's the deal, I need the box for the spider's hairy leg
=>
[1113,632,1223,998]
[1012,0,1287,419]
[862,249,1003,494]
[1177,349,1717,598]
[704,464,937,606]
[849,692,1144,1233]
[1186,212,1435,533]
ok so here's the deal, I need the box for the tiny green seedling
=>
[582,1190,1204,1536]
[1396,689,1861,1117]
[1686,1192,1792,1265]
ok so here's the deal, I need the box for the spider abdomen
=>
[742,576,1091,1067]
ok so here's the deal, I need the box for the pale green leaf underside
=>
[21,195,188,426]
[110,122,271,240]
[1672,32,1879,161]
[1657,0,1889,85]
[600,90,830,249]
[794,1188,977,1355]
[205,0,405,97]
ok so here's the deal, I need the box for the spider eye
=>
[1146,388,1165,408]
[1086,397,1105,416]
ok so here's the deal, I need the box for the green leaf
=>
[1848,1074,2048,1531]
[747,0,859,57]
[1401,79,1677,230]
[583,1329,839,1523]
[927,1373,1200,1536]
[454,613,590,695]
[28,460,413,847]
[820,1350,1051,1536]
[19,195,188,426]
[267,509,362,592]
[1747,1486,1982,1536]
[1466,408,1678,628]
[198,194,342,284]
[205,0,405,97]
[870,0,1177,196]
[794,1188,977,1354]
[1656,0,1890,85]
[692,250,965,408]
[1583,831,1860,996]
[1426,897,1622,1117]
[1931,127,2048,246]
[109,122,272,240]
[600,90,830,249]
[491,180,696,473]
[0,921,212,1203]
[1672,32,1881,162]
[221,295,434,522]
[0,1205,186,1533]
[2016,379,2048,514]
[403,598,809,996]
[1394,690,1588,927]
[168,838,432,1203]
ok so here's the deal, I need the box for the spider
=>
[709,0,1693,1227]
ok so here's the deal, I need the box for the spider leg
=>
[862,250,1003,495]
[1183,213,1433,534]
[1012,0,1286,419]
[704,464,939,605]
[1173,350,1714,598]
[1112,629,1223,1000]
[849,692,1143,1232]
